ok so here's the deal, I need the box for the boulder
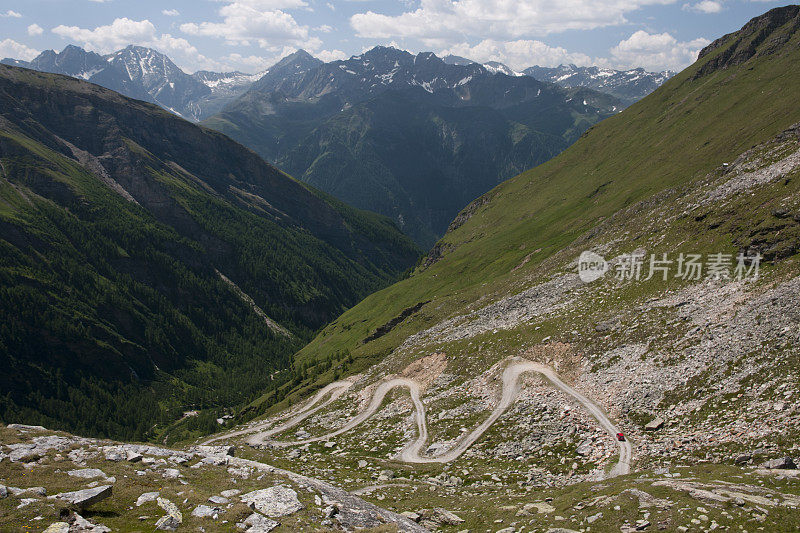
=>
[51,485,112,510]
[71,513,111,532]
[42,523,69,533]
[734,454,752,465]
[240,485,303,518]
[761,457,797,470]
[0,485,6,499]
[195,445,235,456]
[191,504,221,518]
[242,512,279,532]
[645,418,664,431]
[155,515,181,531]
[155,497,182,530]
[67,468,107,479]
[431,508,464,525]
[136,492,160,506]
[126,450,143,463]
[7,424,47,431]
[576,439,593,456]
[162,468,181,479]
[220,489,241,498]
[208,495,229,505]
[103,448,126,462]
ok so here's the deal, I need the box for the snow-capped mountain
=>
[25,44,107,80]
[189,70,264,119]
[95,46,212,119]
[524,64,674,105]
[248,49,323,94]
[1,45,261,121]
[482,61,523,76]
[243,46,584,111]
[444,54,671,105]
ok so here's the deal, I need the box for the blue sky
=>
[0,0,792,74]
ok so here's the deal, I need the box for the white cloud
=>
[314,49,347,62]
[221,44,299,72]
[162,9,180,16]
[682,1,723,13]
[609,30,710,71]
[180,1,319,51]
[350,0,678,42]
[441,39,594,70]
[52,18,162,53]
[0,39,39,61]
[27,23,44,36]
[1,10,22,18]
[51,18,219,72]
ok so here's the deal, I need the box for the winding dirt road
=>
[245,357,631,476]
[201,380,353,445]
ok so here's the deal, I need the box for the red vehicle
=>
[616,432,626,442]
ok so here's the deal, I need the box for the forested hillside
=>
[0,65,420,441]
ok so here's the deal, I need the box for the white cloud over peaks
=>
[314,49,347,62]
[180,1,320,51]
[27,24,44,36]
[0,39,40,61]
[350,0,677,42]
[442,39,594,70]
[1,10,22,18]
[609,30,710,71]
[162,9,180,17]
[683,1,723,14]
[51,18,217,71]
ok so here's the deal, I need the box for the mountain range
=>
[0,63,420,440]
[3,45,672,246]
[205,47,623,245]
[523,64,674,105]
[0,45,261,121]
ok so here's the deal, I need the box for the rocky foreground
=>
[0,424,425,532]
[4,419,800,532]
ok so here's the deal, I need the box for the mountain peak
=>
[270,49,322,71]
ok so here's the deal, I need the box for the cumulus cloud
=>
[683,1,723,13]
[441,39,594,70]
[1,10,22,18]
[27,23,44,36]
[350,0,677,42]
[180,0,320,51]
[608,30,710,71]
[162,9,180,17]
[0,39,39,61]
[51,18,218,72]
[314,49,347,62]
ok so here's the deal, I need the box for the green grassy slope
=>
[0,64,421,442]
[279,6,800,400]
